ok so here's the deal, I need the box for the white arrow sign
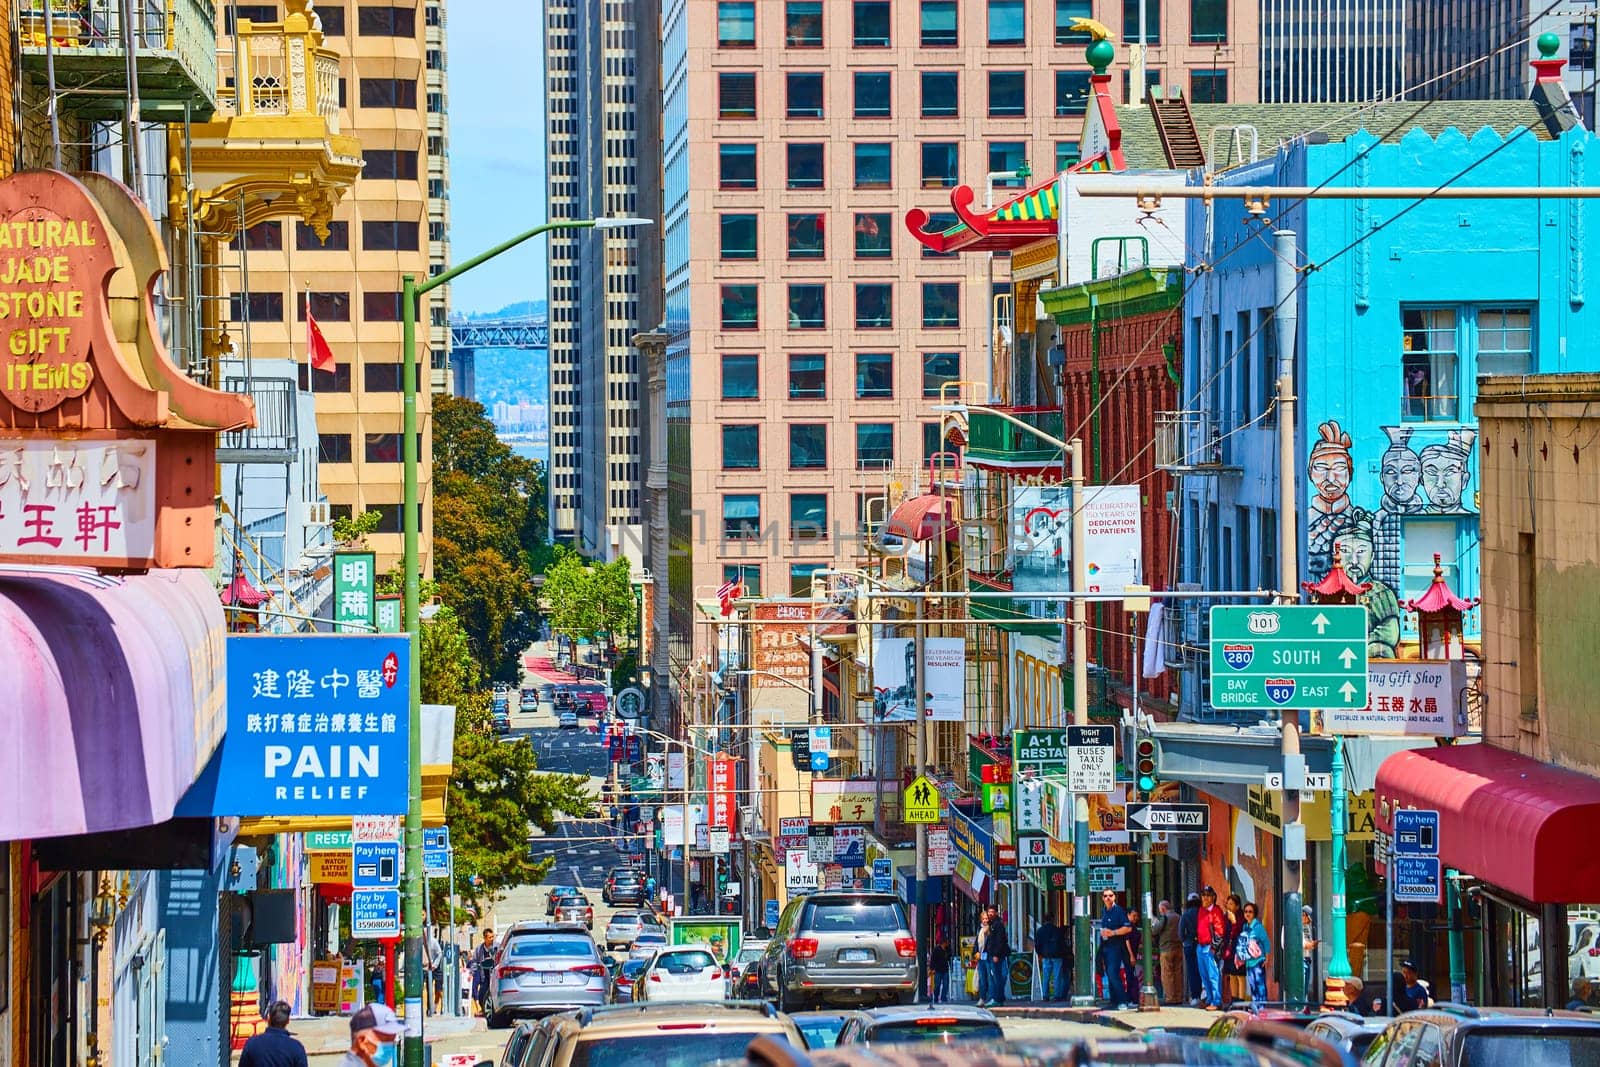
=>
[1339,680,1359,702]
[1312,612,1331,634]
[1339,647,1358,669]
[1126,803,1209,833]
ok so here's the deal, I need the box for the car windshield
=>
[795,1018,844,1049]
[865,1020,1004,1045]
[570,1032,771,1067]
[610,915,642,927]
[736,948,764,963]
[1462,1031,1600,1067]
[620,960,647,978]
[507,937,595,959]
[656,950,715,973]
[805,901,906,933]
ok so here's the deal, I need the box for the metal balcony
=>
[962,407,1066,470]
[217,377,297,463]
[20,0,220,120]
[1154,410,1239,473]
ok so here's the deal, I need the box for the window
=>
[1476,307,1533,377]
[988,70,1027,116]
[722,424,760,469]
[988,0,1024,43]
[791,494,828,541]
[359,78,417,108]
[363,149,418,180]
[1191,0,1227,43]
[719,72,757,118]
[854,143,892,188]
[358,6,414,35]
[791,564,828,596]
[299,363,352,392]
[786,72,825,118]
[297,290,350,321]
[989,142,1027,186]
[1123,67,1163,103]
[920,0,957,45]
[921,71,958,117]
[921,142,959,188]
[918,211,959,257]
[787,142,825,189]
[723,565,761,597]
[719,143,757,189]
[856,352,893,398]
[785,0,823,46]
[1055,141,1081,171]
[296,221,350,250]
[922,283,961,327]
[854,71,891,117]
[370,504,423,536]
[1122,0,1159,42]
[723,495,761,540]
[363,291,403,321]
[1575,21,1597,71]
[224,4,274,33]
[721,285,759,330]
[1402,308,1458,420]
[1056,70,1092,115]
[853,0,891,45]
[923,351,960,396]
[1191,68,1229,102]
[722,354,759,399]
[362,220,420,251]
[718,0,755,46]
[856,423,894,468]
[319,433,352,463]
[1056,0,1092,43]
[790,424,828,469]
[787,214,825,259]
[365,433,418,463]
[788,285,826,329]
[1403,521,1459,604]
[228,291,284,322]
[364,362,420,392]
[924,422,963,459]
[789,353,826,398]
[721,214,758,260]
[855,213,892,258]
[230,221,283,251]
[855,283,893,329]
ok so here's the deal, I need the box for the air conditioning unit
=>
[303,501,332,526]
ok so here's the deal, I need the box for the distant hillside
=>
[456,299,546,322]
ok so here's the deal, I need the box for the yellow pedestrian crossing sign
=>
[903,775,941,823]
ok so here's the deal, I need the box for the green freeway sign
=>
[1208,605,1368,711]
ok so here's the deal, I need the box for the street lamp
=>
[399,213,651,1058]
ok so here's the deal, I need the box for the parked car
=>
[1360,1004,1600,1066]
[731,941,770,999]
[611,958,648,1003]
[628,930,669,961]
[492,707,511,734]
[759,892,918,1012]
[604,910,651,951]
[834,1005,1002,1046]
[1207,1006,1323,1039]
[546,885,585,915]
[1305,1012,1389,1058]
[788,1010,851,1050]
[636,943,727,1003]
[554,894,594,930]
[486,927,609,1028]
[510,1001,805,1067]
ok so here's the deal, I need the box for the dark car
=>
[834,1005,1003,1046]
[731,942,769,999]
[789,1011,851,1051]
[546,885,585,915]
[604,868,647,906]
[611,958,648,1003]
[1360,1004,1600,1066]
[1304,1012,1388,1059]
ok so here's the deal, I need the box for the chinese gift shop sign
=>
[212,635,411,815]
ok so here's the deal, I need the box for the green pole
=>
[1447,872,1467,1003]
[400,216,642,1065]
[1327,739,1353,985]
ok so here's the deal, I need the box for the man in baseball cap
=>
[338,1002,405,1067]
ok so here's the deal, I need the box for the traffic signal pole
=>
[1067,439,1096,1008]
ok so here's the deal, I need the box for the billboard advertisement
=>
[1010,484,1143,605]
[870,636,963,722]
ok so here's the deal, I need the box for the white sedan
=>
[636,944,727,1003]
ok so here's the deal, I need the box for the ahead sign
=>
[1126,802,1209,834]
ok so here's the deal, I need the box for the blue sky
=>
[446,3,546,316]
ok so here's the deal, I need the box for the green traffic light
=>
[1138,775,1156,792]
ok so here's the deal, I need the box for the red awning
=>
[883,494,957,543]
[1376,744,1600,903]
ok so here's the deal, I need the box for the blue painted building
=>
[1174,111,1600,722]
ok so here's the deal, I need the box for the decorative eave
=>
[220,572,272,608]
[1040,265,1185,322]
[1406,553,1480,615]
[1303,549,1370,600]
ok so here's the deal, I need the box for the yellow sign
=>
[309,851,353,884]
[1246,788,1376,843]
[312,959,342,1013]
[903,775,941,823]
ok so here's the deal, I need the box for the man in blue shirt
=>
[238,1001,308,1067]
[1097,889,1135,1009]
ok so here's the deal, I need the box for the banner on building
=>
[749,602,814,722]
[811,779,878,824]
[708,757,737,829]
[870,636,964,722]
[374,596,402,634]
[333,551,377,633]
[1323,660,1468,736]
[785,848,819,892]
[1010,484,1143,605]
[928,826,953,876]
[209,636,409,816]
[666,750,687,790]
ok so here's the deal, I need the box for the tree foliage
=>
[540,545,639,646]
[333,508,382,546]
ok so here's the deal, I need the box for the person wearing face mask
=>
[338,1002,406,1067]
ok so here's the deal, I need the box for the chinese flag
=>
[307,311,336,371]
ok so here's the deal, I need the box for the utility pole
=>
[913,623,929,1001]
[1275,229,1306,1008]
[1068,438,1095,1007]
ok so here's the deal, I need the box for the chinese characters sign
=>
[333,551,376,632]
[212,635,410,815]
[374,596,402,633]
[708,756,736,829]
[1323,660,1466,736]
[0,438,155,566]
[811,779,877,824]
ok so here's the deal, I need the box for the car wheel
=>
[486,1009,511,1030]
[777,971,799,1013]
[896,990,917,1006]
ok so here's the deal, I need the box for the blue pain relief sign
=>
[212,635,411,816]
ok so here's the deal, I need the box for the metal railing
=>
[19,0,219,110]
[218,377,298,462]
[215,8,341,132]
[963,407,1066,463]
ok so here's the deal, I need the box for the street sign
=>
[423,827,450,850]
[810,727,832,773]
[352,815,403,843]
[352,840,400,888]
[1017,835,1052,868]
[1393,855,1442,902]
[708,826,730,854]
[1265,772,1331,791]
[785,848,819,892]
[423,846,450,878]
[1088,865,1127,892]
[1126,803,1210,834]
[305,830,353,851]
[807,825,835,863]
[872,858,893,892]
[1209,605,1369,711]
[309,851,353,884]
[351,889,401,938]
[1393,809,1440,856]
[903,775,941,823]
[764,899,780,928]
[1067,725,1115,794]
[927,826,953,876]
[995,845,1018,882]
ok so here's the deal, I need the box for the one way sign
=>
[1125,803,1210,834]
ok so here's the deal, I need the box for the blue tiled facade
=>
[1176,124,1600,721]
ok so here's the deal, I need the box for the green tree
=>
[333,508,382,545]
[540,547,639,648]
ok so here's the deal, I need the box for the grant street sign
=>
[1209,605,1368,711]
[1126,802,1210,834]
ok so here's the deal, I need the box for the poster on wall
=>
[1010,484,1143,606]
[870,636,964,722]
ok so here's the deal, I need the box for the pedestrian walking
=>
[1239,902,1270,1009]
[239,1001,308,1067]
[1221,893,1247,1006]
[1154,899,1184,1005]
[1125,909,1144,997]
[1179,892,1202,1006]
[981,906,1012,1006]
[930,936,951,1003]
[1399,959,1433,1010]
[468,927,498,1016]
[975,911,994,1005]
[1196,886,1225,1010]
[424,926,445,1015]
[1033,913,1064,1001]
[1096,889,1135,1010]
[337,1002,405,1067]
[1301,906,1319,1007]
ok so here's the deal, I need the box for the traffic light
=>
[1136,736,1157,795]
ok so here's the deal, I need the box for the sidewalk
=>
[232,1015,482,1063]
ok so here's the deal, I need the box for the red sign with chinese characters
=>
[708,756,736,829]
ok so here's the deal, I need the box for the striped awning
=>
[994,182,1058,222]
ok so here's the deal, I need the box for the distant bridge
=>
[449,316,548,397]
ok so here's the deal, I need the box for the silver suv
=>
[759,892,917,1012]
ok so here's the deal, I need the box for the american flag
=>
[716,577,744,616]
